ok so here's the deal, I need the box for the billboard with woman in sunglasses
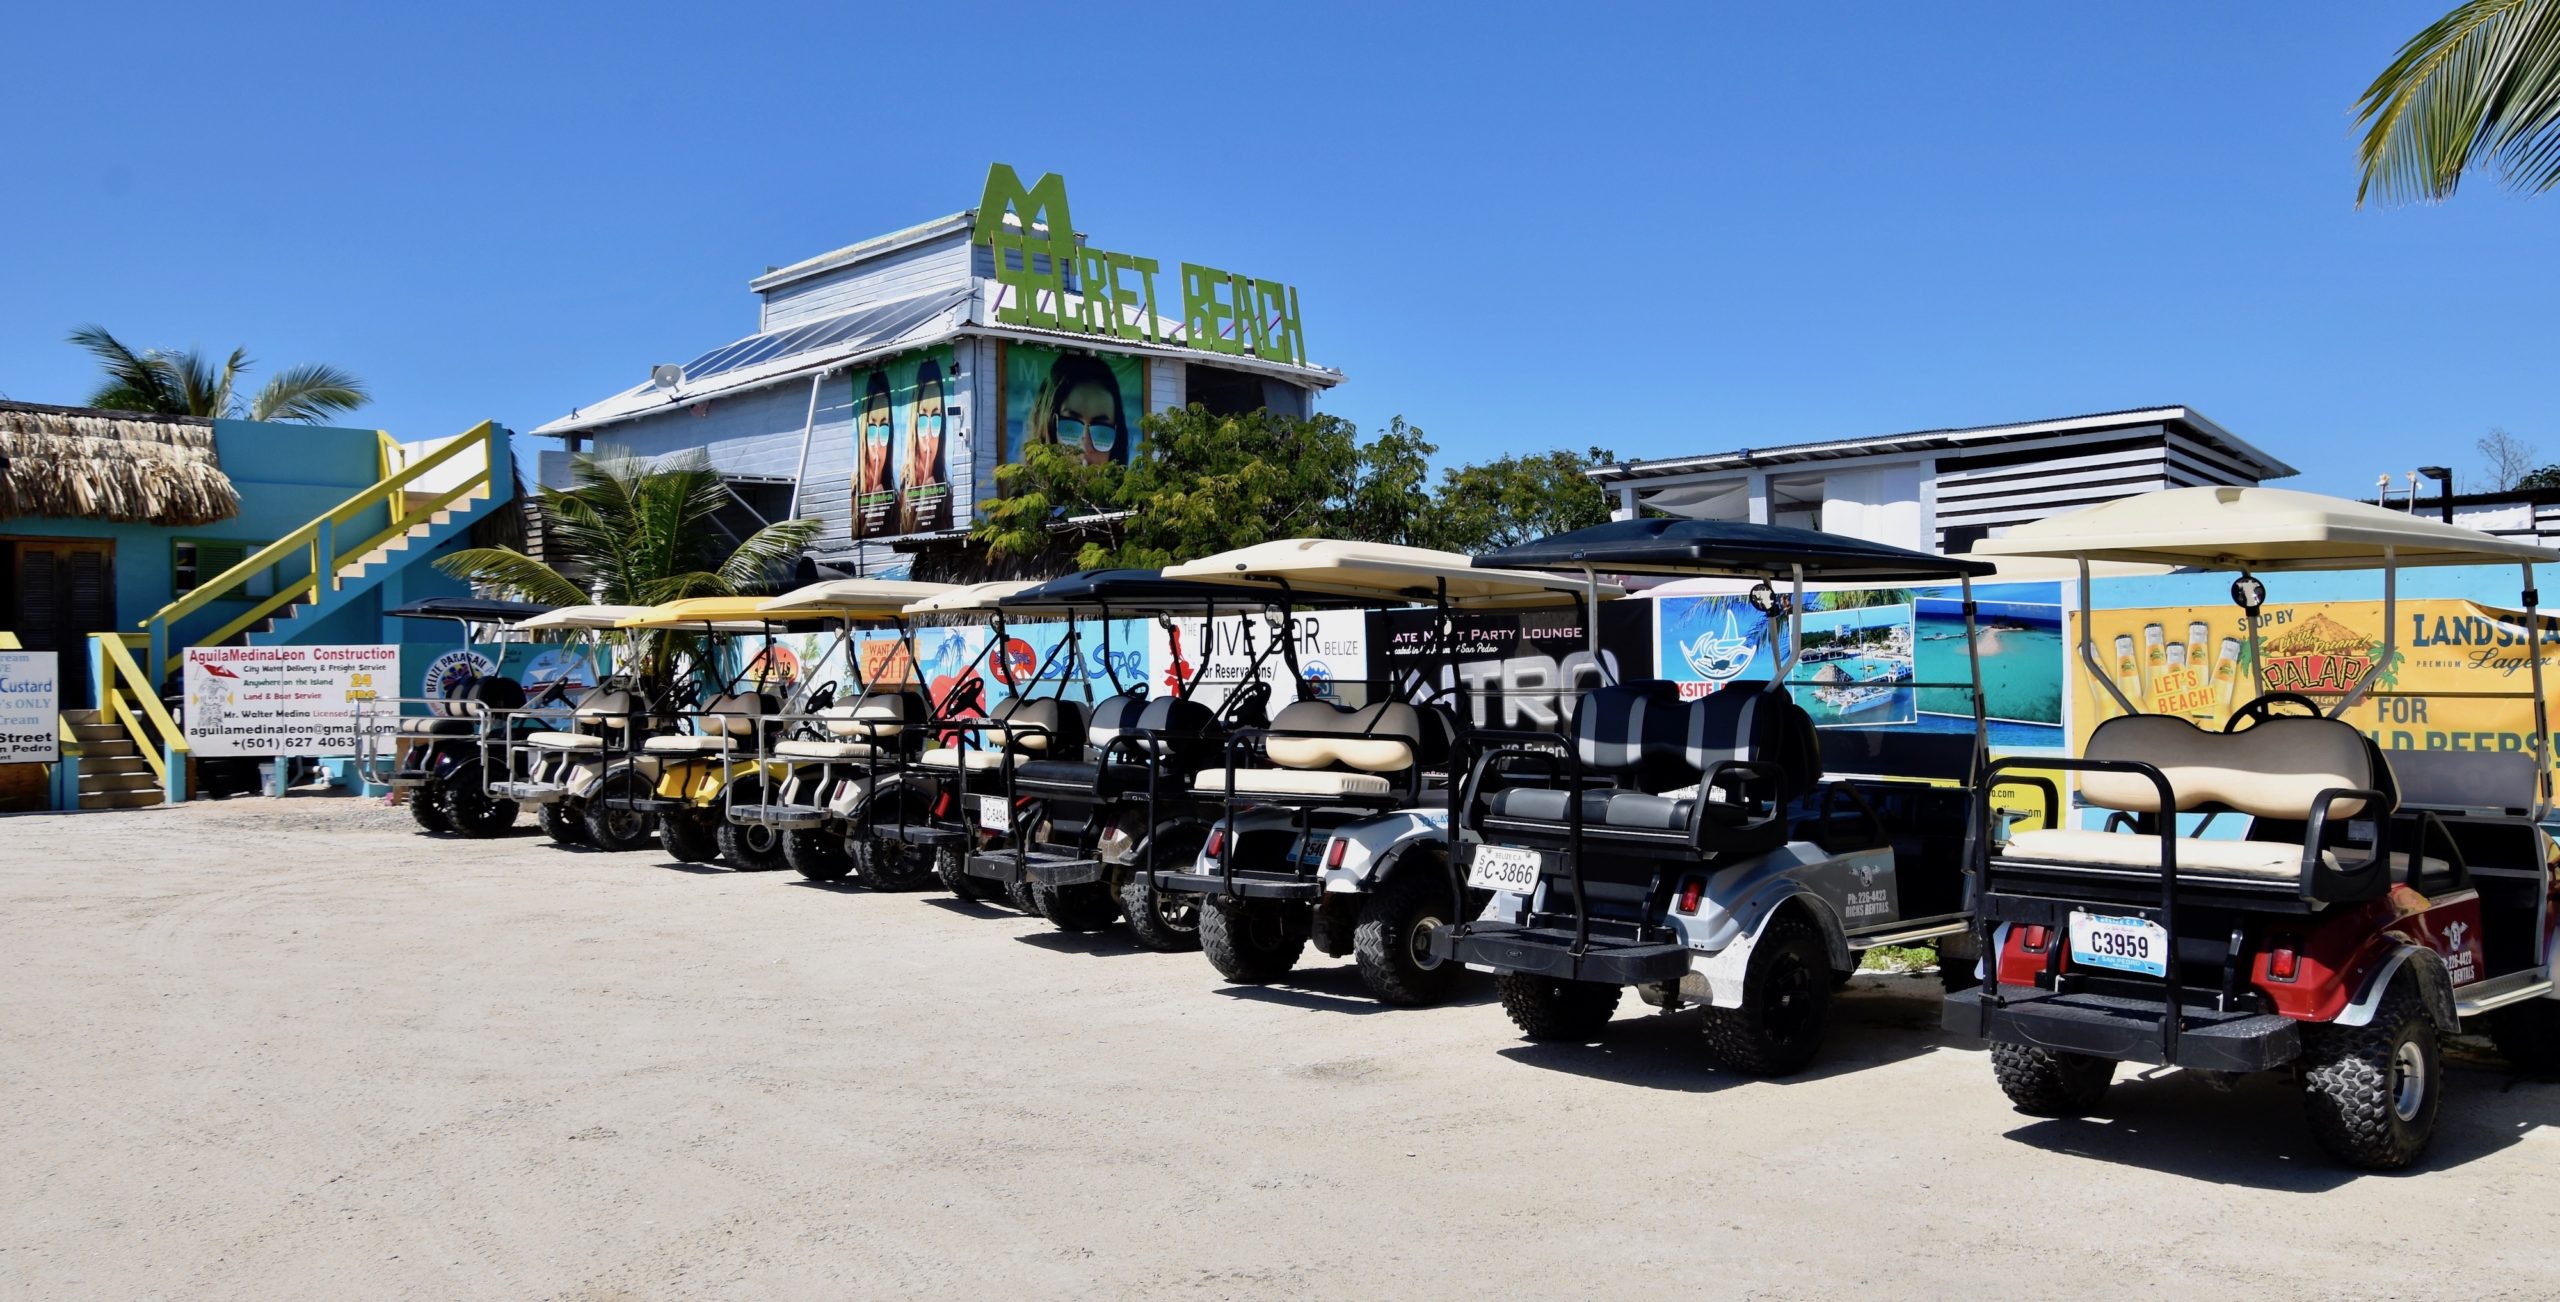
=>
[1009,346,1141,466]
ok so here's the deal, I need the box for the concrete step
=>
[75,739,140,759]
[79,756,156,778]
[80,789,165,810]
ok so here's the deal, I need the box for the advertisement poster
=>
[2074,598,2559,768]
[850,345,956,540]
[419,648,496,715]
[0,650,60,763]
[1005,343,1144,469]
[1656,583,2065,747]
[1148,611,1368,716]
[183,645,400,758]
[998,619,1151,699]
[860,626,995,719]
[1375,602,1651,731]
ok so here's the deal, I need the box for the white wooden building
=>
[1588,406,2297,553]
[537,194,1342,578]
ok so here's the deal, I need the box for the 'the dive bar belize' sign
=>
[972,164,1308,367]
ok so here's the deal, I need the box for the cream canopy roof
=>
[1161,538,1622,609]
[516,604,656,632]
[759,578,952,620]
[901,580,1042,616]
[1973,486,2560,572]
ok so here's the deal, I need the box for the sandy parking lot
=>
[4,794,2557,1299]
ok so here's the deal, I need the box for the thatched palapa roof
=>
[0,400,240,526]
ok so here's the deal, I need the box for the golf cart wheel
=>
[582,772,657,852]
[2488,1000,2560,1078]
[439,764,519,839]
[1200,898,1305,984]
[1354,866,1464,1007]
[715,817,788,871]
[1119,872,1202,953]
[1007,877,1044,916]
[659,810,720,864]
[931,843,986,900]
[851,836,935,892]
[537,800,587,846]
[782,828,853,882]
[2301,979,2442,1170]
[1988,1042,2114,1116]
[407,782,452,834]
[1700,912,1833,1077]
[1494,973,1621,1040]
[1033,880,1121,932]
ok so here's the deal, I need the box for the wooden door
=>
[9,539,116,706]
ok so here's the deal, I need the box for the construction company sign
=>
[183,644,399,758]
[0,650,59,763]
[972,163,1308,366]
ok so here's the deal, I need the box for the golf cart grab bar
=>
[2299,786,2393,900]
[1980,754,2186,1063]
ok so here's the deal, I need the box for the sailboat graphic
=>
[1681,607,1759,681]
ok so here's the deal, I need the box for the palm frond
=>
[249,362,371,423]
[714,517,825,593]
[68,325,180,414]
[431,546,590,605]
[2357,0,2560,204]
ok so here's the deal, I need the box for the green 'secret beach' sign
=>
[972,164,1308,367]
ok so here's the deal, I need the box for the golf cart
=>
[1149,539,1618,1005]
[862,581,1045,901]
[479,604,663,849]
[601,597,806,869]
[725,577,952,885]
[1425,519,1998,1073]
[959,568,1291,949]
[1943,486,2560,1169]
[370,595,554,836]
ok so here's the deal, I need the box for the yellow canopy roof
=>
[615,596,786,630]
[1974,486,2560,572]
[759,578,953,620]
[1161,538,1623,609]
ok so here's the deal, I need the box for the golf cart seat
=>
[643,691,778,756]
[397,717,478,737]
[835,691,929,740]
[920,696,1089,771]
[1993,714,2411,902]
[773,739,876,761]
[1479,679,1819,857]
[397,676,527,736]
[527,731,607,751]
[1195,699,1449,804]
[1013,692,1206,796]
[570,687,642,729]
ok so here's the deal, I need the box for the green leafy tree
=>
[980,406,1428,570]
[435,449,819,677]
[1421,446,1621,554]
[69,324,371,423]
[2520,465,2560,490]
[2355,0,2560,204]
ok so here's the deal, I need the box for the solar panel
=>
[669,287,967,386]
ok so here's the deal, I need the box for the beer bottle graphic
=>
[2187,621,2212,686]
[2216,637,2245,709]
[2113,633,2144,702]
[2143,624,2167,696]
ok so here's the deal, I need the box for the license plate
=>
[2068,911,2168,978]
[1466,845,1544,895]
[976,795,1011,832]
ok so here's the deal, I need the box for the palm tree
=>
[435,449,821,678]
[2355,0,2560,204]
[69,324,371,423]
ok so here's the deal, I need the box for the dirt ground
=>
[4,794,2557,1300]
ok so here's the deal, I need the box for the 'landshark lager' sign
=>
[971,164,1308,366]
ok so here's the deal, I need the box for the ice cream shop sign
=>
[974,163,1308,366]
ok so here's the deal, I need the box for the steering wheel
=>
[2224,692,2324,732]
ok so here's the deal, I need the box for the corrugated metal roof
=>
[1588,406,2296,483]
[535,286,972,437]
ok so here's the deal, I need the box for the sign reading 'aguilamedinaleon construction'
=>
[182,644,400,758]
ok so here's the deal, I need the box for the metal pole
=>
[1961,574,1988,787]
[787,369,826,518]
[2333,546,2394,717]
[2528,562,2551,814]
[2080,558,2138,716]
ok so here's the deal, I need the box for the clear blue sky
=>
[3,2,2550,498]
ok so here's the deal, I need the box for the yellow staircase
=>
[57,709,164,809]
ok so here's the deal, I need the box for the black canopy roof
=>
[383,596,557,623]
[1474,518,1995,581]
[999,568,1305,614]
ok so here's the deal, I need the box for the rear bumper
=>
[962,852,1024,885]
[1153,869,1319,902]
[1942,986,2302,1073]
[487,781,564,804]
[727,802,829,830]
[1023,853,1107,887]
[1427,921,1690,986]
[883,822,966,848]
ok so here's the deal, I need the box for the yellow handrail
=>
[147,421,500,675]
[96,634,188,760]
[146,421,495,638]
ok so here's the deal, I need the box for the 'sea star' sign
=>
[972,163,1308,367]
